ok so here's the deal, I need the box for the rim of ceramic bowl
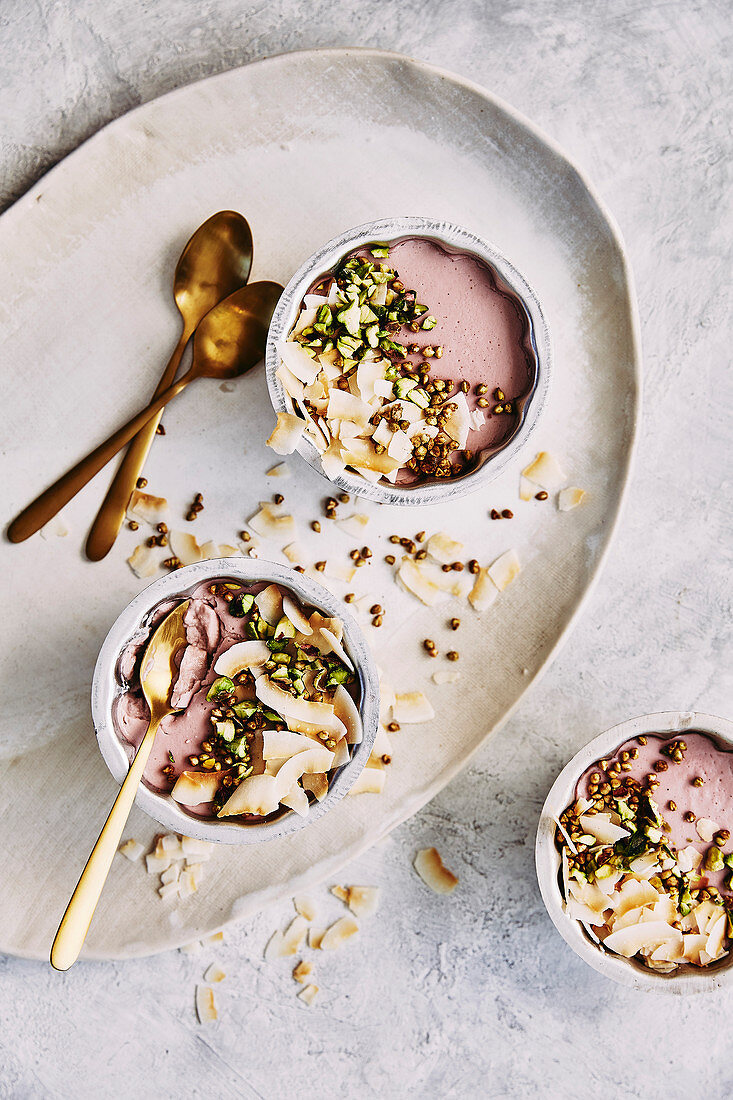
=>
[535,710,733,994]
[92,558,381,844]
[265,216,551,505]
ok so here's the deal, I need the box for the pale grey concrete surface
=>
[1,2,732,1098]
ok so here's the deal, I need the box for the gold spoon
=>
[50,599,190,971]
[85,211,254,562]
[8,281,283,543]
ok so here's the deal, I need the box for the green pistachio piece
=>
[705,846,725,872]
[206,676,235,701]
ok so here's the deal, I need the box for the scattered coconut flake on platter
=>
[432,669,461,685]
[297,984,319,1007]
[521,450,567,491]
[180,941,203,955]
[266,412,306,455]
[264,930,285,961]
[519,475,536,501]
[199,539,219,561]
[487,549,521,591]
[217,544,242,557]
[206,931,224,945]
[248,503,296,540]
[392,692,435,723]
[40,515,69,539]
[118,839,144,862]
[348,767,386,795]
[558,487,586,511]
[414,848,459,895]
[336,513,370,538]
[293,960,313,983]
[320,916,359,951]
[308,927,325,950]
[170,530,203,566]
[336,885,380,918]
[204,964,226,983]
[127,543,161,578]
[195,985,218,1024]
[266,462,291,478]
[283,541,305,564]
[158,881,179,902]
[397,557,447,606]
[468,568,499,612]
[293,896,316,921]
[426,531,464,565]
[126,489,169,525]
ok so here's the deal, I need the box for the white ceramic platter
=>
[0,49,640,959]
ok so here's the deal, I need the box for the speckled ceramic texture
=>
[0,49,640,959]
[265,216,551,505]
[536,711,733,994]
[92,558,380,844]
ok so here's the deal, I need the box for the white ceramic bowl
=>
[536,710,733,994]
[265,216,551,505]
[92,558,380,844]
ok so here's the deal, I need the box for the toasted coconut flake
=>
[266,461,291,478]
[309,927,325,949]
[262,730,313,760]
[278,340,320,384]
[198,539,218,561]
[180,941,203,955]
[160,865,180,886]
[256,676,343,734]
[567,898,608,927]
[195,985,218,1024]
[327,389,372,428]
[344,886,380,917]
[371,725,392,758]
[40,515,69,539]
[169,530,203,567]
[331,739,351,768]
[204,964,226,983]
[267,412,306,456]
[248,504,296,541]
[578,813,630,845]
[331,885,349,902]
[293,960,313,983]
[414,848,458,894]
[219,773,280,817]
[179,867,199,898]
[127,489,169,525]
[214,639,271,677]
[336,513,370,538]
[332,684,363,745]
[127,543,161,578]
[320,443,347,481]
[320,916,359,951]
[706,914,727,959]
[603,921,681,958]
[283,541,305,564]
[432,669,461,685]
[314,627,354,672]
[397,557,447,606]
[348,767,386,795]
[171,770,223,806]
[677,845,703,873]
[521,451,567,490]
[218,544,242,557]
[519,475,535,501]
[426,531,465,565]
[392,692,435,724]
[158,881,179,902]
[613,878,660,918]
[255,584,284,626]
[468,568,499,612]
[146,853,172,875]
[276,362,305,403]
[487,549,521,591]
[282,595,312,635]
[181,836,215,860]
[118,839,144,862]
[280,784,311,817]
[281,916,309,956]
[297,984,319,1007]
[696,817,719,843]
[301,773,329,801]
[293,896,316,921]
[558,487,586,511]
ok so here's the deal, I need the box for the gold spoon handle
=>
[50,716,161,971]
[85,329,190,561]
[7,373,193,543]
